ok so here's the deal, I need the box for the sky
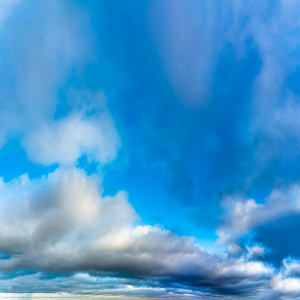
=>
[2,0,300,299]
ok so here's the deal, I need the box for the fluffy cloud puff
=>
[22,102,120,165]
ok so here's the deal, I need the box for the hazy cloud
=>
[0,0,120,166]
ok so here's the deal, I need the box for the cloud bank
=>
[0,167,274,298]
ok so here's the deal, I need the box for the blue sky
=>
[1,0,300,299]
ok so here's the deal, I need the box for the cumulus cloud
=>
[22,97,120,165]
[216,184,300,271]
[217,187,300,248]
[260,258,300,299]
[268,276,300,299]
[0,168,273,297]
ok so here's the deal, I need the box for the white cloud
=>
[270,275,300,298]
[217,187,300,249]
[266,258,300,298]
[22,101,120,165]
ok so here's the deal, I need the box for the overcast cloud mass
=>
[1,0,300,299]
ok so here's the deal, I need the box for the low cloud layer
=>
[0,168,273,297]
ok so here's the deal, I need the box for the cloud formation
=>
[217,187,299,241]
[217,187,297,259]
[0,168,273,297]
[22,97,120,166]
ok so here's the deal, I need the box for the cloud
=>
[217,188,296,240]
[217,185,300,265]
[0,168,273,297]
[3,0,300,234]
[261,259,300,299]
[0,274,245,300]
[0,0,120,166]
[22,94,120,166]
[246,245,265,260]
[269,276,300,299]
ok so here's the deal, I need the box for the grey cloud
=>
[0,273,244,299]
[0,168,273,297]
